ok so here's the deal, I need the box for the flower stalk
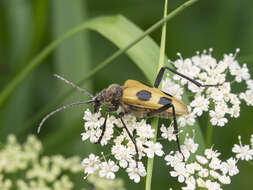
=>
[206,113,213,148]
[145,0,199,189]
[145,0,167,188]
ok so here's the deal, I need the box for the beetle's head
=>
[93,84,123,112]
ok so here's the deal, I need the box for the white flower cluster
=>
[166,134,253,190]
[162,49,252,127]
[81,49,253,186]
[81,109,165,183]
[0,134,82,190]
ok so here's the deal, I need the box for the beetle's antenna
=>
[37,100,94,133]
[54,74,94,98]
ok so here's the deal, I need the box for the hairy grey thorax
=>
[93,84,123,112]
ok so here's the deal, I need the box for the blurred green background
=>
[0,0,253,189]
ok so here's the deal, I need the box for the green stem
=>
[145,118,159,190]
[145,1,167,189]
[205,118,213,148]
[145,0,199,189]
[206,101,215,148]
[0,0,198,107]
[157,0,167,76]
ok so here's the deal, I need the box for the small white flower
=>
[230,104,240,118]
[165,151,184,167]
[240,90,253,106]
[111,144,132,168]
[126,161,146,183]
[144,141,164,158]
[186,162,201,174]
[178,107,196,127]
[209,157,221,170]
[170,162,189,183]
[182,137,198,154]
[160,124,176,141]
[196,155,208,165]
[204,147,221,159]
[196,178,206,188]
[99,160,119,179]
[246,79,253,90]
[232,144,253,161]
[205,180,222,190]
[232,136,253,161]
[208,88,224,102]
[229,93,241,105]
[81,129,100,143]
[209,170,220,179]
[230,63,250,82]
[184,176,196,190]
[220,158,239,176]
[190,95,209,116]
[83,109,104,130]
[218,175,231,184]
[209,110,228,127]
[162,77,184,99]
[114,134,125,145]
[198,168,209,178]
[136,121,154,139]
[81,154,100,175]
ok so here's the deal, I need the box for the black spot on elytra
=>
[136,90,152,101]
[158,97,172,105]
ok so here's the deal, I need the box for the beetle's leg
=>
[119,112,140,167]
[147,103,172,117]
[154,66,220,88]
[96,112,108,144]
[171,105,185,161]
[147,103,185,161]
[96,105,118,144]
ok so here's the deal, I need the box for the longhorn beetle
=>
[37,67,219,164]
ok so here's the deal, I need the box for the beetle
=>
[37,66,218,163]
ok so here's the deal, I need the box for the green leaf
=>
[84,15,159,83]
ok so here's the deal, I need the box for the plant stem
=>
[157,0,167,76]
[145,118,159,190]
[145,1,167,189]
[145,0,199,189]
[206,117,213,148]
[206,101,214,148]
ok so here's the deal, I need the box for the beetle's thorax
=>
[93,84,123,111]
